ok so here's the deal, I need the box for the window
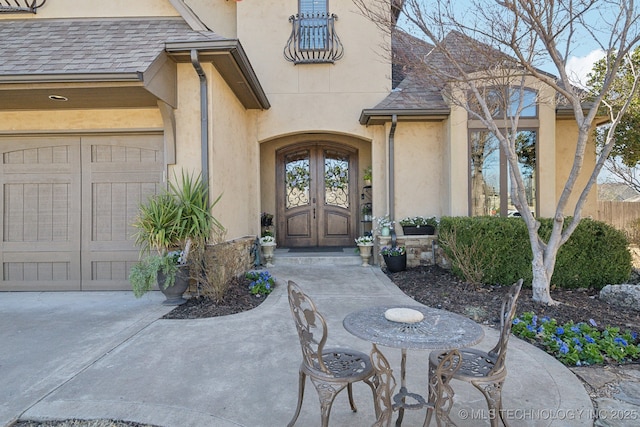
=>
[469,87,538,119]
[299,0,329,50]
[469,129,537,217]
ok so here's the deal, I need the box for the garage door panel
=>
[2,251,80,291]
[4,182,72,243]
[1,134,163,291]
[82,135,164,290]
[1,137,81,291]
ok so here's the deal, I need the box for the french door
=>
[277,143,357,247]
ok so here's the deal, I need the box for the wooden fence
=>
[596,201,640,235]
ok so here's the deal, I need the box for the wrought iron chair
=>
[287,280,377,427]
[427,279,523,427]
[370,344,462,427]
[423,349,463,427]
[370,344,396,427]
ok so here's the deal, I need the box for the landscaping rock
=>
[599,284,640,311]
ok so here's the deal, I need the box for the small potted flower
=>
[399,216,438,235]
[380,245,407,272]
[374,215,394,236]
[260,234,277,267]
[355,235,374,266]
[363,166,372,186]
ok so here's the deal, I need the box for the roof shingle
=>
[0,18,227,76]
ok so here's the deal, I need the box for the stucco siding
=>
[0,0,180,19]
[555,120,598,218]
[393,122,445,220]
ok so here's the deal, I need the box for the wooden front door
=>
[277,143,357,247]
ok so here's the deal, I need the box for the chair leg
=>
[364,376,380,418]
[473,381,507,427]
[347,383,357,412]
[287,370,306,427]
[310,377,346,427]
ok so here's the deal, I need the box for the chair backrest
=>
[488,279,523,374]
[287,280,330,374]
[370,344,396,427]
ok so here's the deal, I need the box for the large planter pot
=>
[157,265,190,306]
[357,244,374,267]
[402,225,436,235]
[261,243,276,267]
[383,253,407,273]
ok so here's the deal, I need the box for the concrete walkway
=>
[1,258,595,427]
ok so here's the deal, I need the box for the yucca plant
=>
[129,171,224,298]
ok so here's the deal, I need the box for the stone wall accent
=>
[377,235,438,268]
[205,236,256,277]
[599,284,640,311]
[192,236,257,297]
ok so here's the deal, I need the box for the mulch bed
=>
[387,265,640,331]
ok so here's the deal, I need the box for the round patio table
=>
[343,304,484,426]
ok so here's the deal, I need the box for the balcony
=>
[284,12,344,64]
[0,0,47,13]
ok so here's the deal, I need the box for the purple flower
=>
[571,326,580,333]
[559,343,569,354]
[541,316,550,323]
[584,335,595,344]
[589,319,597,327]
[512,318,521,325]
[556,327,565,335]
[614,337,628,347]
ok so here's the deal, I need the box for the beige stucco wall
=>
[0,0,180,19]
[392,121,445,220]
[555,120,598,218]
[184,0,237,37]
[0,109,163,131]
[173,63,260,241]
[237,0,390,142]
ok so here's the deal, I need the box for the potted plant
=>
[129,172,223,305]
[380,245,407,272]
[361,203,373,222]
[399,216,438,235]
[363,166,372,186]
[260,234,276,267]
[355,235,374,266]
[374,215,394,236]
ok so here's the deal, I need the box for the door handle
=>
[313,208,316,219]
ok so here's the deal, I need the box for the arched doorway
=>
[276,142,358,247]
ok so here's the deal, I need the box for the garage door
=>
[0,134,164,291]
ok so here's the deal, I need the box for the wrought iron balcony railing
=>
[284,12,344,64]
[0,0,47,13]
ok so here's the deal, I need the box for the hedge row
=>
[438,216,632,289]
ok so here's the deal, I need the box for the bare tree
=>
[354,0,640,303]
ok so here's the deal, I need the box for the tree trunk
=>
[530,235,558,305]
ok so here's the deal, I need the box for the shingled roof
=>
[0,17,226,76]
[362,30,526,124]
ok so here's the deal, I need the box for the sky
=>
[396,1,614,87]
[565,49,607,87]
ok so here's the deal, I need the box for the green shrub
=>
[438,216,631,289]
